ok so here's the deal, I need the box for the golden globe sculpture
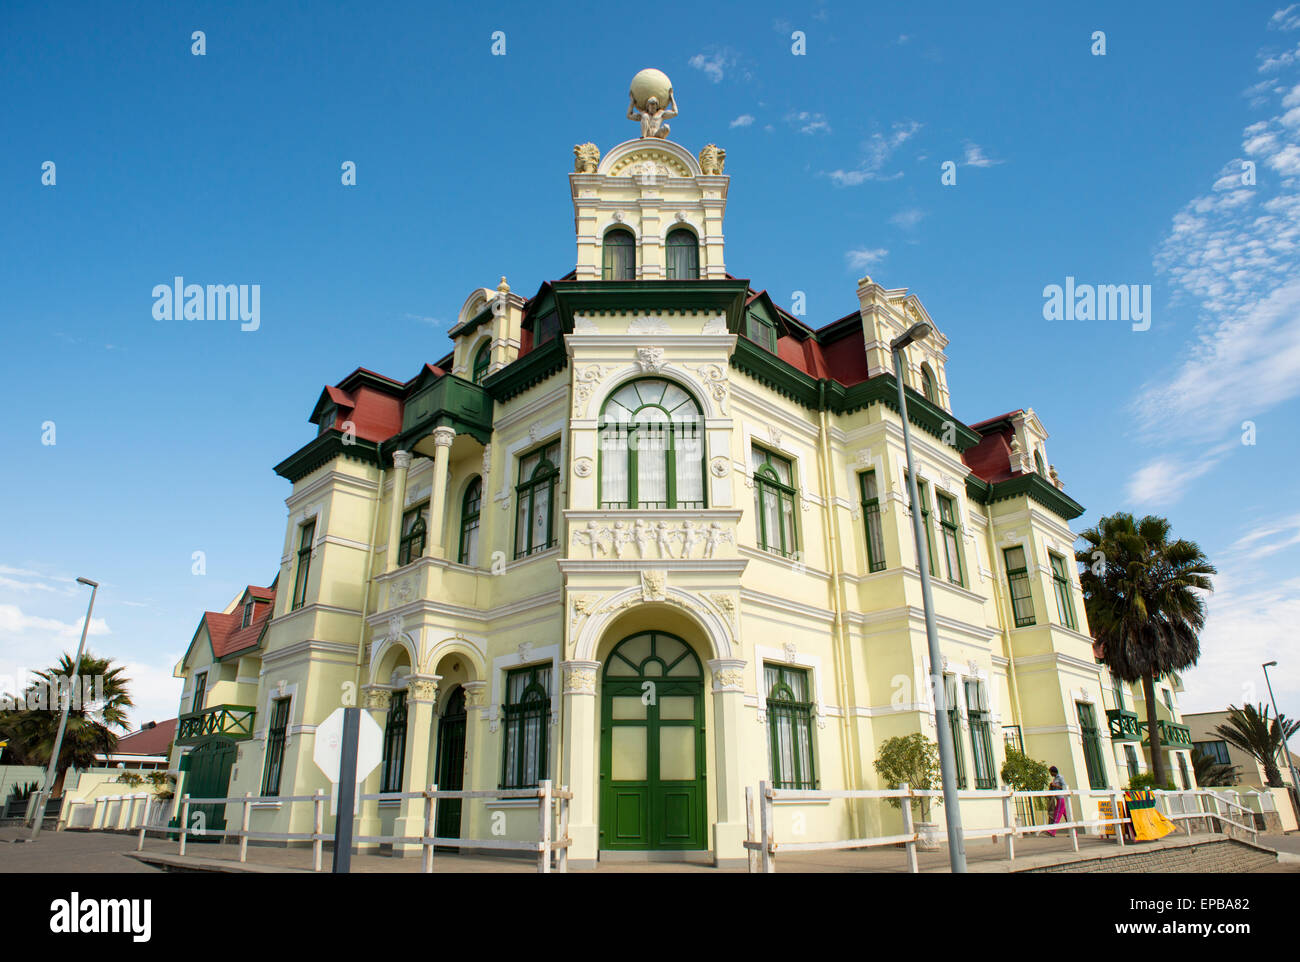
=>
[627,69,678,140]
[629,68,673,112]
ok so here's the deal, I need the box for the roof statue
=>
[628,68,678,140]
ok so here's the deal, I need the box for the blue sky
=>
[1,1,1298,740]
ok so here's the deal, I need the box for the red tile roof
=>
[202,587,276,659]
[113,718,177,757]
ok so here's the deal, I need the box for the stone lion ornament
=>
[628,67,678,139]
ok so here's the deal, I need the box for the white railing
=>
[61,793,171,833]
[1152,790,1259,843]
[745,782,1133,873]
[125,780,571,874]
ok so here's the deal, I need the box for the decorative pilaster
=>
[394,674,440,854]
[385,451,412,572]
[459,680,489,844]
[707,657,749,866]
[560,660,601,867]
[424,427,456,556]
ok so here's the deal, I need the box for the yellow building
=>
[168,85,1160,867]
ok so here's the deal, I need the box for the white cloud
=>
[890,208,926,230]
[845,247,888,271]
[827,121,921,186]
[404,313,441,327]
[689,50,736,84]
[1125,452,1225,506]
[119,658,185,729]
[785,110,831,135]
[962,142,1004,167]
[730,114,755,128]
[1270,4,1300,31]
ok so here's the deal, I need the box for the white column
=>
[560,660,600,868]
[385,450,412,572]
[424,427,456,557]
[708,657,749,867]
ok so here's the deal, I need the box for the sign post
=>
[313,706,384,874]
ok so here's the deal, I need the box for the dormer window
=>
[747,313,777,353]
[602,228,636,280]
[472,341,491,385]
[665,228,699,280]
[920,364,938,403]
[317,405,336,436]
[534,312,561,346]
[241,599,254,628]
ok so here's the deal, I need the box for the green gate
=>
[600,632,706,851]
[177,735,237,844]
[434,685,466,842]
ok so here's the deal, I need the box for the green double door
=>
[177,736,236,843]
[599,632,707,851]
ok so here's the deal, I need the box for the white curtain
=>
[600,421,629,506]
[637,410,669,506]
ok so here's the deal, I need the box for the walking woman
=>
[1045,766,1068,837]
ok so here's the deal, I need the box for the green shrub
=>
[1128,772,1175,792]
[874,732,942,821]
[999,749,1052,811]
[116,771,145,786]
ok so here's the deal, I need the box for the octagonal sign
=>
[313,707,384,784]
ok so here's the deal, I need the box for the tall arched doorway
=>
[434,685,466,841]
[600,631,706,851]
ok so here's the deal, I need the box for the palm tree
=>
[1191,748,1239,787]
[0,653,133,794]
[1212,704,1298,787]
[1076,513,1215,786]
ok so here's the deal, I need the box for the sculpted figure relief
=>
[629,90,678,140]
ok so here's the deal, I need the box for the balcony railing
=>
[1106,709,1141,742]
[1140,718,1192,748]
[176,704,257,745]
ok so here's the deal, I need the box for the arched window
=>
[599,379,704,510]
[515,440,560,558]
[665,228,699,280]
[472,341,491,385]
[1034,449,1047,475]
[603,228,635,280]
[920,363,938,403]
[458,476,482,566]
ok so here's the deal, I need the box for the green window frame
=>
[261,696,291,796]
[514,440,560,559]
[501,665,551,789]
[397,501,428,567]
[602,228,635,280]
[598,378,705,510]
[458,476,482,566]
[472,341,491,385]
[1123,743,1140,777]
[1193,740,1231,766]
[936,492,965,586]
[1003,545,1035,627]
[944,674,967,789]
[751,446,798,558]
[765,664,817,790]
[859,470,886,572]
[1177,753,1191,789]
[747,313,777,353]
[920,364,937,402]
[291,519,316,610]
[1077,701,1108,789]
[1163,688,1175,711]
[1113,680,1126,711]
[966,679,996,789]
[241,599,254,628]
[317,405,336,436]
[191,672,207,713]
[1034,449,1047,475]
[906,474,938,577]
[1049,552,1078,630]
[380,691,409,793]
[665,228,699,280]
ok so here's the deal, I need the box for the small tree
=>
[1000,749,1051,812]
[1213,704,1298,787]
[874,732,941,821]
[1191,749,1239,787]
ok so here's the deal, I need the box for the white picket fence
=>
[63,792,172,832]
[110,780,572,874]
[744,782,1259,873]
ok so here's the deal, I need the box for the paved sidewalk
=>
[3,825,1294,874]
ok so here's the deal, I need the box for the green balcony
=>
[1106,708,1142,741]
[1140,718,1192,748]
[176,704,257,745]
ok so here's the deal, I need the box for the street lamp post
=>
[891,323,967,873]
[29,577,98,840]
[1262,662,1300,799]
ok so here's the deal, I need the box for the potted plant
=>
[874,732,943,848]
[1000,749,1051,826]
